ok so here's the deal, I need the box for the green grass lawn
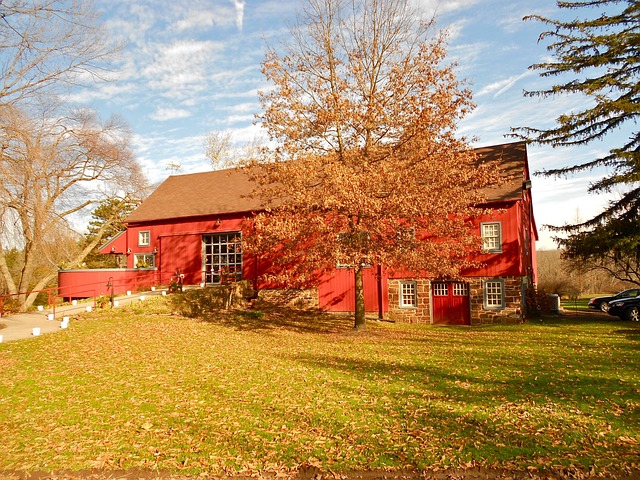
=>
[0,297,639,478]
[561,297,591,311]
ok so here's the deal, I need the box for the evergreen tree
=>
[514,1,639,284]
[81,198,137,269]
[514,0,639,225]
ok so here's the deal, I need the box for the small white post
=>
[162,291,167,296]
[72,300,77,306]
[47,313,54,321]
[0,334,3,343]
[139,296,146,302]
[32,327,40,336]
[126,290,132,296]
[151,286,156,291]
[113,300,119,307]
[86,306,92,312]
[37,305,44,311]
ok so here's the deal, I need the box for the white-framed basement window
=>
[399,281,417,308]
[484,279,505,310]
[481,222,502,253]
[138,230,151,247]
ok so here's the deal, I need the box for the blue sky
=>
[73,0,626,250]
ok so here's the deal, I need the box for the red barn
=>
[59,141,538,325]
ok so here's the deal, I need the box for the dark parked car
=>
[607,296,640,322]
[588,288,640,312]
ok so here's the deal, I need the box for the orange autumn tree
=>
[244,0,501,329]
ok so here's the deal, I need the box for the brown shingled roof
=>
[475,141,528,202]
[126,141,529,224]
[125,167,262,223]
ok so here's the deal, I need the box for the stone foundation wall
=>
[257,288,319,310]
[257,277,525,325]
[468,277,524,325]
[386,279,431,324]
[386,276,526,325]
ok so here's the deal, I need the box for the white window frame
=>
[134,253,155,269]
[484,279,505,310]
[138,230,151,247]
[399,281,417,308]
[453,283,469,296]
[433,283,448,296]
[203,232,243,284]
[481,222,502,253]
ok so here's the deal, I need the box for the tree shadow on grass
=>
[198,302,356,335]
[286,349,640,421]
[614,328,640,340]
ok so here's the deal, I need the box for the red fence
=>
[0,269,181,317]
[56,268,182,300]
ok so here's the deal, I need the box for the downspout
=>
[157,236,162,285]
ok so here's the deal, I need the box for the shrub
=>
[525,286,556,317]
[1,296,21,315]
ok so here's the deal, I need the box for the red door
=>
[432,282,470,325]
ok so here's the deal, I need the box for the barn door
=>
[432,282,470,325]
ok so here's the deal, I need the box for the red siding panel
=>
[463,202,524,278]
[318,267,386,313]
[58,269,157,299]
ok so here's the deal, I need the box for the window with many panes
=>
[484,279,505,310]
[203,232,243,284]
[481,222,502,253]
[453,283,468,296]
[134,253,155,269]
[399,281,417,308]
[433,283,448,296]
[138,230,150,246]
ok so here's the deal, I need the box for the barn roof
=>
[125,141,530,224]
[475,141,530,203]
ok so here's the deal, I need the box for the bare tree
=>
[205,130,265,169]
[0,104,146,309]
[246,0,500,329]
[205,131,234,169]
[0,0,120,105]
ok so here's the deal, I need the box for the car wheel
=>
[624,306,639,322]
[600,302,610,313]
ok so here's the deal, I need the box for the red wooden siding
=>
[462,202,525,278]
[158,234,203,285]
[58,268,157,299]
[318,267,387,313]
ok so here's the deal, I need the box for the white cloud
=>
[476,70,535,98]
[142,40,224,97]
[149,107,192,121]
[413,0,481,15]
[230,0,246,31]
[175,10,218,31]
[66,82,138,104]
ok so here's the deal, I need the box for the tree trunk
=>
[354,265,366,330]
[0,240,18,295]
